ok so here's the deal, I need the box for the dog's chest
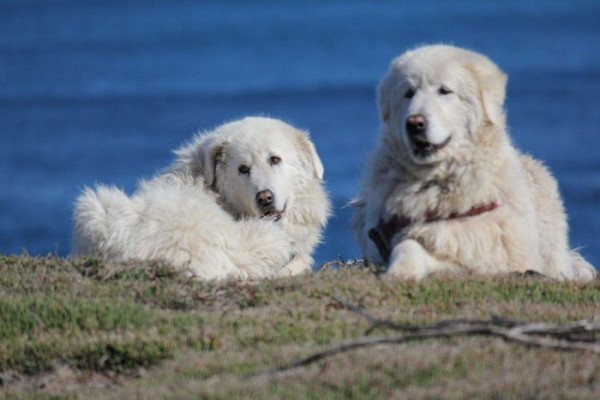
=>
[383,178,460,221]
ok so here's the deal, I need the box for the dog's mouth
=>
[410,135,452,158]
[261,203,287,222]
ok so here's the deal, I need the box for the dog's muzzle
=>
[406,114,451,157]
[409,135,452,158]
[261,207,285,222]
[256,190,286,221]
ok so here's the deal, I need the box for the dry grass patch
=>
[0,255,599,399]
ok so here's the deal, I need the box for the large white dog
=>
[73,117,331,281]
[352,45,596,281]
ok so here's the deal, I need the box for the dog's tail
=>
[570,251,597,282]
[72,185,131,256]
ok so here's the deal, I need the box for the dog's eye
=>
[269,156,281,165]
[238,165,250,175]
[404,88,416,99]
[439,86,453,95]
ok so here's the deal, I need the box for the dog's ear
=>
[377,55,406,123]
[467,56,508,127]
[200,141,227,188]
[294,130,324,180]
[377,70,395,123]
[175,133,228,187]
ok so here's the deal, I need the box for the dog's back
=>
[521,155,596,280]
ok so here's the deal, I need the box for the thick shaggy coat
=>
[352,45,595,281]
[73,117,331,281]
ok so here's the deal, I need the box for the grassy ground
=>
[0,255,599,399]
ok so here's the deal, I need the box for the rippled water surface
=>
[1,0,599,267]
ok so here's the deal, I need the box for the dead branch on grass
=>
[249,297,600,378]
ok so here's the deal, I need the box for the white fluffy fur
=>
[352,45,596,281]
[73,117,331,281]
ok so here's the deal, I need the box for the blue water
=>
[1,0,599,268]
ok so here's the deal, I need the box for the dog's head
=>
[377,44,508,165]
[176,117,324,220]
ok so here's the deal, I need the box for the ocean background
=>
[1,0,599,269]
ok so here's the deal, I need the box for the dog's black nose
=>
[256,190,274,208]
[406,114,427,137]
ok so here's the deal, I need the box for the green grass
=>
[0,255,599,399]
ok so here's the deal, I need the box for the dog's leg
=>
[385,239,457,280]
[570,251,597,281]
[231,220,295,279]
[276,253,312,278]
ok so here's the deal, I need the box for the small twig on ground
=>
[248,297,600,378]
[319,259,367,272]
[333,296,418,334]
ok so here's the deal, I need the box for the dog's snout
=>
[406,114,428,137]
[256,190,274,208]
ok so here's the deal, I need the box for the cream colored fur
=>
[352,45,596,281]
[73,117,331,281]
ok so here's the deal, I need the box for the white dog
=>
[73,117,331,281]
[352,45,596,281]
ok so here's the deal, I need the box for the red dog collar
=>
[368,202,500,263]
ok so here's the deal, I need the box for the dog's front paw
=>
[276,253,311,278]
[384,239,461,280]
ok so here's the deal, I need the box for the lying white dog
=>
[352,45,596,281]
[73,117,331,281]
